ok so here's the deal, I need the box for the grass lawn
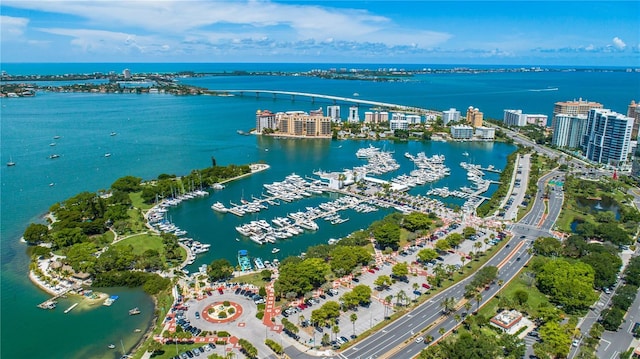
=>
[133,342,213,359]
[129,191,154,210]
[234,271,269,287]
[479,271,550,319]
[127,208,147,232]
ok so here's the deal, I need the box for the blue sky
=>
[1,1,638,65]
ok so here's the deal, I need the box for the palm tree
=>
[464,301,472,313]
[460,255,466,270]
[384,295,393,318]
[483,237,490,252]
[474,293,483,311]
[473,241,482,256]
[299,314,305,327]
[440,297,456,315]
[350,313,358,338]
[425,335,434,344]
[396,290,406,306]
[438,327,446,336]
[412,283,419,301]
[498,279,504,287]
[332,324,340,342]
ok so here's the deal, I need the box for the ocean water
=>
[1,63,638,359]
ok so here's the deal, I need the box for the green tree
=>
[536,259,598,312]
[23,223,51,245]
[513,289,529,306]
[462,226,477,239]
[538,321,572,358]
[581,252,622,289]
[392,262,409,279]
[374,275,393,290]
[373,222,401,250]
[350,313,358,337]
[417,248,439,263]
[533,237,563,257]
[435,239,451,252]
[110,175,142,192]
[207,258,234,281]
[403,212,433,232]
[446,233,464,248]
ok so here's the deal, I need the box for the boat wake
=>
[528,87,558,92]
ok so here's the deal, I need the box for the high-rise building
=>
[466,106,484,127]
[442,108,460,125]
[475,126,495,140]
[326,105,341,122]
[348,106,360,123]
[255,109,277,133]
[551,114,587,148]
[553,98,603,128]
[627,100,640,140]
[363,111,388,124]
[406,114,422,124]
[525,114,548,127]
[122,68,131,79]
[582,109,633,167]
[503,110,526,127]
[389,119,409,131]
[631,146,640,180]
[450,125,474,139]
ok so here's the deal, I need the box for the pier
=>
[37,287,72,310]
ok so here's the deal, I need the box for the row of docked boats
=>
[354,145,400,175]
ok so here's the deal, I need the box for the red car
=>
[218,288,224,294]
[368,269,376,274]
[422,283,431,289]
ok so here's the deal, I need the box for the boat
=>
[6,156,15,167]
[53,135,61,139]
[48,154,60,159]
[49,182,55,187]
[211,201,229,213]
[49,142,56,146]
[462,152,469,156]
[271,248,280,254]
[108,344,116,349]
[128,307,141,315]
[110,132,117,136]
[212,183,225,190]
[103,295,119,306]
[134,329,141,333]
[64,302,79,313]
[104,153,111,157]
[254,257,266,270]
[237,250,252,272]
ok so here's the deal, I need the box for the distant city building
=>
[255,109,277,133]
[406,114,422,124]
[631,146,640,180]
[582,108,634,167]
[348,106,360,123]
[389,118,409,131]
[442,108,461,125]
[525,114,548,127]
[503,109,526,127]
[627,100,640,140]
[326,105,341,122]
[364,111,389,123]
[475,126,495,140]
[551,114,588,148]
[122,68,131,79]
[363,111,389,124]
[450,124,474,139]
[553,98,603,128]
[257,109,332,138]
[466,106,484,127]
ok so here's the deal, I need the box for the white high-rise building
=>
[551,114,587,148]
[348,106,360,123]
[389,119,409,131]
[503,110,526,127]
[326,105,341,122]
[406,114,422,124]
[582,109,634,167]
[442,108,460,125]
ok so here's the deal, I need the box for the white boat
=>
[6,156,15,167]
[110,132,117,136]
[212,183,225,190]
[211,201,229,213]
[462,151,469,156]
[271,248,280,254]
[104,153,111,157]
[108,344,115,349]
[64,303,78,314]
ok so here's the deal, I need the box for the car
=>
[207,343,216,350]
[319,294,327,299]
[422,283,431,289]
[218,288,224,294]
[194,311,200,319]
[604,288,611,294]
[368,269,376,274]
[572,339,579,347]
[516,257,521,261]
[326,291,334,297]
[340,336,349,343]
[185,350,194,358]
[234,288,241,294]
[352,277,360,283]
[198,347,205,353]
[415,336,424,343]
[413,290,421,296]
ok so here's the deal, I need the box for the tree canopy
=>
[535,258,598,312]
[207,258,234,282]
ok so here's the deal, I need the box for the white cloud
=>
[0,15,29,40]
[612,37,626,50]
[4,0,451,51]
[37,27,166,55]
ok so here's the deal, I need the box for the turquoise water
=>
[1,64,638,359]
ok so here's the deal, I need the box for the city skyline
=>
[1,1,639,65]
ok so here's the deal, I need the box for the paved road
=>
[597,285,640,359]
[338,165,563,359]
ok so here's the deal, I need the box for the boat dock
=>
[37,287,72,310]
[64,302,79,314]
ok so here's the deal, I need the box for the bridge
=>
[209,89,441,116]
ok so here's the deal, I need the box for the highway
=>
[338,168,564,359]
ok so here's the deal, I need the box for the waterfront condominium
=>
[551,114,588,149]
[450,124,474,139]
[348,106,360,123]
[442,108,461,125]
[627,100,640,140]
[255,109,277,134]
[466,106,484,128]
[504,109,548,127]
[552,98,603,128]
[326,105,341,122]
[275,111,332,138]
[582,109,634,167]
[364,111,389,124]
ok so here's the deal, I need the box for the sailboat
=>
[6,156,16,167]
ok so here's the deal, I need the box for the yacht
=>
[48,154,60,159]
[211,201,229,213]
[110,132,117,136]
[104,153,111,157]
[271,248,280,254]
[6,157,15,167]
[108,344,116,349]
[128,307,141,315]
